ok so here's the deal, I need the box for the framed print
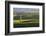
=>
[5,1,45,35]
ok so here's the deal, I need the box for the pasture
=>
[13,13,39,28]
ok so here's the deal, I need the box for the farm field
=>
[13,19,39,28]
[13,13,39,28]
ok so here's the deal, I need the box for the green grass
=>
[13,19,39,24]
[13,12,39,28]
[13,23,39,28]
[13,19,39,28]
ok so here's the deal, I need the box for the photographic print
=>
[5,1,45,35]
[13,8,39,28]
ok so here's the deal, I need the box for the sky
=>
[13,8,39,13]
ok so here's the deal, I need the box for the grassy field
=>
[13,19,39,28]
[13,12,39,28]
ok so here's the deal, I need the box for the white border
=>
[10,4,43,32]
